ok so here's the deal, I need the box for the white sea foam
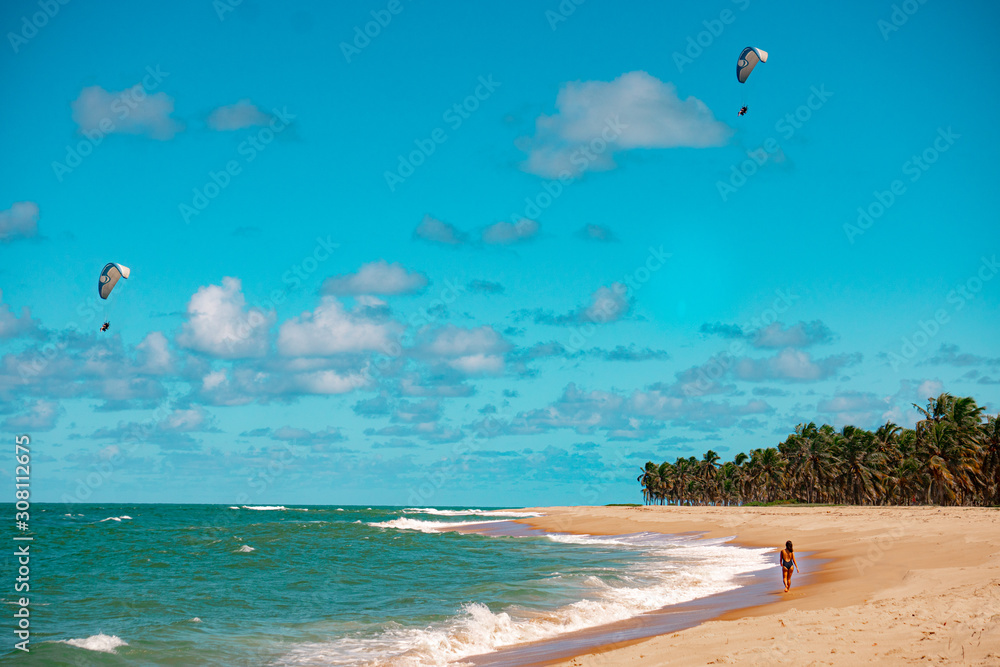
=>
[237,545,256,553]
[402,508,543,518]
[368,518,510,534]
[59,633,128,653]
[241,505,287,511]
[277,531,772,667]
[99,515,132,522]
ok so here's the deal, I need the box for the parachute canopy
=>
[736,47,768,83]
[99,263,130,300]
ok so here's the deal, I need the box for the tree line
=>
[637,393,1000,506]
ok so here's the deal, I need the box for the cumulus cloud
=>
[576,223,618,242]
[321,260,428,296]
[733,350,861,382]
[277,297,397,356]
[72,84,182,140]
[752,321,835,348]
[178,278,274,359]
[0,331,170,410]
[160,406,215,433]
[135,331,174,374]
[414,215,466,246]
[88,406,216,450]
[481,219,539,245]
[520,71,731,178]
[0,202,39,243]
[816,391,890,428]
[207,99,272,130]
[196,363,372,405]
[415,325,511,376]
[483,382,773,439]
[269,426,347,451]
[2,400,62,432]
[920,343,1000,368]
[526,283,632,326]
[0,290,42,339]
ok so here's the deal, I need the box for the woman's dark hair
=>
[785,540,793,552]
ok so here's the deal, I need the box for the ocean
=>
[2,504,773,666]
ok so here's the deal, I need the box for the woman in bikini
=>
[780,540,799,592]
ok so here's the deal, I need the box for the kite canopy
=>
[737,47,768,83]
[99,263,130,300]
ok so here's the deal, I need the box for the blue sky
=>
[2,0,998,506]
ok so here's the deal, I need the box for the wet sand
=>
[465,505,1000,665]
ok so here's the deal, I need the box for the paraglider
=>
[736,47,768,116]
[98,263,130,332]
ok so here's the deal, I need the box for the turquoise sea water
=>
[1,504,772,666]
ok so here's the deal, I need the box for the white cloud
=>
[0,202,39,243]
[161,406,213,432]
[207,99,271,131]
[414,215,465,245]
[178,277,273,359]
[72,85,182,140]
[816,391,888,427]
[753,321,835,348]
[135,331,173,373]
[197,364,371,403]
[417,325,511,376]
[482,219,539,245]
[2,400,61,432]
[582,283,630,323]
[917,379,944,399]
[321,260,428,296]
[277,297,396,356]
[733,349,861,382]
[520,71,731,178]
[0,289,41,338]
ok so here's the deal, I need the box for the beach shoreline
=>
[471,505,999,665]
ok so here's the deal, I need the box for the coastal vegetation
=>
[637,393,1000,507]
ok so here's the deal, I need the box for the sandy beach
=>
[508,506,1000,665]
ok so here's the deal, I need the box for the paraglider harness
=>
[101,322,110,332]
[738,106,748,116]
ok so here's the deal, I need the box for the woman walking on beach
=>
[780,540,799,592]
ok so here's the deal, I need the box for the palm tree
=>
[698,450,721,504]
[634,394,996,507]
[980,415,1000,505]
